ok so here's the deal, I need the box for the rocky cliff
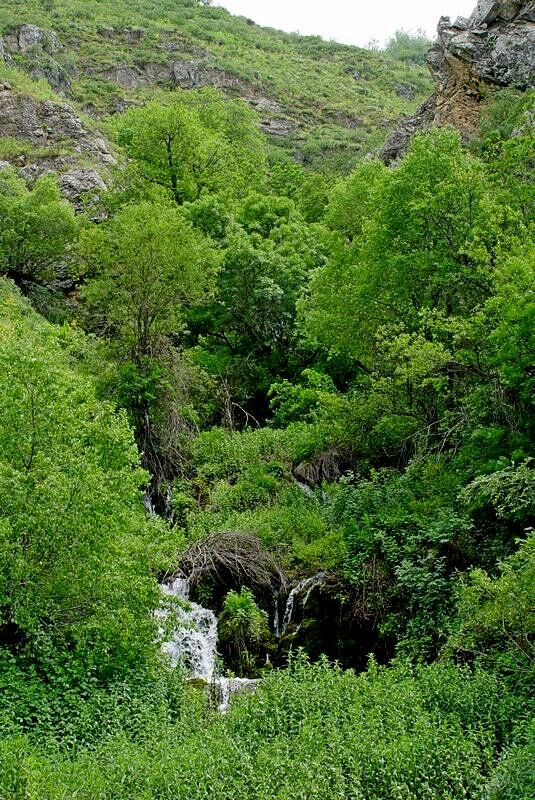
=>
[381,0,535,162]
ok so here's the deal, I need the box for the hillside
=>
[0,0,431,172]
[0,1,534,798]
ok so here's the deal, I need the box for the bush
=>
[0,657,528,800]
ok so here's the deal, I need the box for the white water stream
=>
[158,577,258,711]
[275,572,328,638]
[159,569,328,709]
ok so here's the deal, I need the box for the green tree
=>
[0,168,77,290]
[300,128,511,361]
[448,535,535,682]
[0,280,160,675]
[116,89,266,204]
[81,201,219,488]
[384,29,433,65]
[188,194,326,422]
[81,201,218,362]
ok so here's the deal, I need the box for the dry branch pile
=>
[177,531,287,594]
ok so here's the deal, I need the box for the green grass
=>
[0,61,56,100]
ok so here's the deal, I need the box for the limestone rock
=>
[97,26,145,43]
[2,25,74,94]
[259,118,297,137]
[101,65,150,90]
[5,24,62,53]
[452,17,471,30]
[0,36,13,64]
[58,168,107,210]
[100,58,284,114]
[29,59,73,94]
[380,1,535,162]
[395,84,416,99]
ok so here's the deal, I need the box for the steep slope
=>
[0,0,431,172]
[381,0,535,162]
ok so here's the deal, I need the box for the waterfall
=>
[159,577,219,679]
[142,493,156,516]
[276,572,327,638]
[158,577,258,711]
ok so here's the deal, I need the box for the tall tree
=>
[116,89,266,204]
[81,201,219,488]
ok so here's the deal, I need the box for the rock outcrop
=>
[0,85,113,165]
[100,58,284,112]
[4,23,62,54]
[379,95,437,165]
[1,24,73,94]
[99,57,296,135]
[381,0,535,162]
[0,83,112,204]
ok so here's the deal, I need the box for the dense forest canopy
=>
[0,0,534,797]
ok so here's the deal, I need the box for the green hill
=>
[0,0,431,171]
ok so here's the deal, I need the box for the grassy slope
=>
[0,0,432,172]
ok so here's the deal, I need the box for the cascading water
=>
[159,577,219,679]
[158,577,258,711]
[276,572,327,638]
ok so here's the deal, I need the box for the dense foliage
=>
[0,0,533,792]
[1,656,533,799]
